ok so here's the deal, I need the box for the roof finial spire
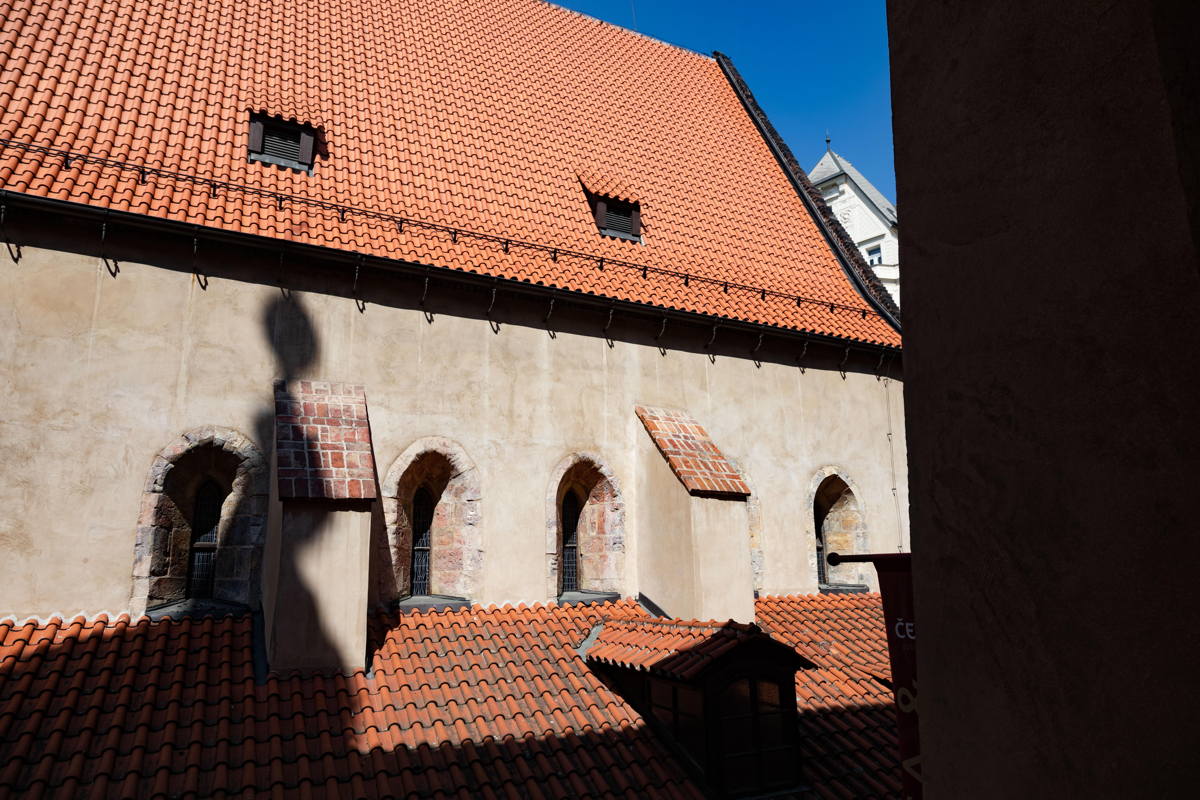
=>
[825,131,831,151]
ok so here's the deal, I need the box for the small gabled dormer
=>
[581,616,814,798]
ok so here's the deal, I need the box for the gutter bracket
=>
[100,216,119,277]
[0,196,20,263]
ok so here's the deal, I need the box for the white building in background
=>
[810,144,901,306]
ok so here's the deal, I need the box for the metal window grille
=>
[188,479,225,599]
[560,490,581,593]
[815,530,827,586]
[411,487,434,596]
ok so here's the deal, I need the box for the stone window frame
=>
[130,426,268,617]
[725,456,764,596]
[805,466,871,588]
[545,452,626,601]
[380,436,482,602]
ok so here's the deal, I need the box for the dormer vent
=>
[248,112,318,173]
[586,190,642,242]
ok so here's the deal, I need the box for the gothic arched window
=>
[188,479,226,599]
[410,486,435,596]
[560,488,583,593]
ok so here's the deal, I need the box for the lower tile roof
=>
[757,594,902,799]
[0,595,901,798]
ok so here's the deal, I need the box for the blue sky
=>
[552,0,897,203]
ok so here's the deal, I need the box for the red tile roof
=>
[0,600,703,798]
[0,595,901,798]
[757,593,903,799]
[583,617,805,681]
[274,381,377,500]
[0,0,899,347]
[634,406,751,498]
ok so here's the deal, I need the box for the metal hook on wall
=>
[796,340,808,374]
[277,249,290,297]
[874,351,887,381]
[0,198,21,263]
[751,332,765,367]
[705,324,719,363]
[544,296,556,338]
[419,273,434,323]
[655,316,669,356]
[353,255,366,313]
[192,234,208,290]
[100,217,119,277]
[486,283,500,333]
[838,345,850,379]
[603,305,615,348]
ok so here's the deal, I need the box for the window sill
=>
[146,597,250,621]
[557,590,621,607]
[817,582,870,595]
[396,594,471,613]
[248,152,313,174]
[599,229,642,243]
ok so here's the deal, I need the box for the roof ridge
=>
[538,1,712,60]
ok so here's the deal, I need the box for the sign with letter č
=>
[827,552,921,799]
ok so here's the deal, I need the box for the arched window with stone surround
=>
[812,473,869,591]
[546,454,626,602]
[377,437,482,609]
[131,427,268,618]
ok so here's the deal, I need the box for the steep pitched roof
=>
[0,0,898,347]
[810,150,899,227]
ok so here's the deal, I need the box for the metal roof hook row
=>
[100,217,119,277]
[0,198,20,264]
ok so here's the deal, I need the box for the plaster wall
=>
[890,0,1200,795]
[0,245,908,620]
[270,500,371,670]
[688,496,754,623]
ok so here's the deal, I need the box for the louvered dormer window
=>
[248,113,317,173]
[587,191,642,242]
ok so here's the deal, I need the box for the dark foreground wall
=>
[889,1,1200,796]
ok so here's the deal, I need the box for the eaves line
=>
[0,190,902,368]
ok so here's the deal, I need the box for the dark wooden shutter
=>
[630,205,641,237]
[248,117,264,153]
[593,197,607,230]
[298,130,316,166]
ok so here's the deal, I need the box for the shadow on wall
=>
[252,291,343,672]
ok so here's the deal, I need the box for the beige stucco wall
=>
[270,501,372,670]
[0,245,909,620]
